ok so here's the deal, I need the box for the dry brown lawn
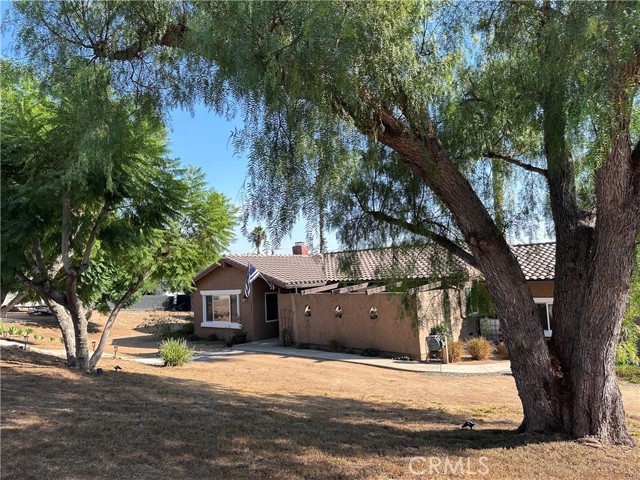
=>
[1,312,640,479]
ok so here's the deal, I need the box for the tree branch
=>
[355,197,478,268]
[79,200,111,273]
[484,151,548,177]
[91,22,189,61]
[61,196,75,275]
[89,272,150,369]
[31,236,48,275]
[14,271,66,306]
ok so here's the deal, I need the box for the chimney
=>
[292,242,309,256]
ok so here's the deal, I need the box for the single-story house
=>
[192,242,555,360]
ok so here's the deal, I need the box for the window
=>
[265,292,279,323]
[201,290,242,329]
[534,298,554,337]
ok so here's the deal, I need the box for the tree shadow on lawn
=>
[1,350,567,480]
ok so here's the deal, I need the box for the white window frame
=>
[534,297,554,338]
[201,289,242,329]
[264,292,279,323]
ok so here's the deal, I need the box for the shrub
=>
[281,327,292,347]
[297,343,310,349]
[173,321,195,338]
[465,337,493,360]
[429,322,453,341]
[361,348,379,357]
[159,338,193,366]
[495,342,510,360]
[616,365,640,384]
[447,341,464,362]
[328,339,341,352]
[616,316,640,366]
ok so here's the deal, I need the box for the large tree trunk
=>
[65,276,91,371]
[367,115,562,433]
[569,132,639,445]
[42,298,77,367]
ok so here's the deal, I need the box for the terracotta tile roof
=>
[193,242,556,289]
[511,242,555,281]
[221,254,327,289]
[321,246,474,282]
[195,245,477,289]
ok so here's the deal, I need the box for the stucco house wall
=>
[193,265,278,342]
[276,290,470,360]
[416,288,469,342]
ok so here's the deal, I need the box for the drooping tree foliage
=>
[1,60,236,369]
[9,0,640,444]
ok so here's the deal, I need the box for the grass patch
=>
[616,364,640,384]
[2,342,639,480]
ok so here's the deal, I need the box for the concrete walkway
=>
[1,338,512,376]
[235,339,512,376]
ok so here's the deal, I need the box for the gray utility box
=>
[426,335,450,364]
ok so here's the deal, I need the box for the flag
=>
[245,263,260,298]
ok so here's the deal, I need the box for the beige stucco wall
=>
[193,265,278,342]
[416,288,470,342]
[278,291,452,360]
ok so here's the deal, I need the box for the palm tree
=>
[248,226,267,254]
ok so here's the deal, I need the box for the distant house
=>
[193,242,555,360]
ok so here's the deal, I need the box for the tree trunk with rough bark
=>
[65,276,91,371]
[43,298,77,366]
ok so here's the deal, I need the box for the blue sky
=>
[166,105,334,254]
[0,1,337,255]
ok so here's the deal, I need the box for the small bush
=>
[328,339,341,352]
[159,338,193,366]
[448,341,464,362]
[616,316,640,366]
[429,322,453,341]
[148,318,174,340]
[297,343,310,349]
[495,342,509,360]
[616,365,640,384]
[361,348,379,357]
[173,321,195,338]
[281,327,292,347]
[465,337,493,360]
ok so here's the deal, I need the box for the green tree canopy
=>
[1,59,236,369]
[8,0,640,444]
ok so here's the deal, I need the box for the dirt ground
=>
[1,311,639,479]
[1,310,195,359]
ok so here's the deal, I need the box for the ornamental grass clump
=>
[465,337,493,360]
[447,341,465,363]
[159,338,193,366]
